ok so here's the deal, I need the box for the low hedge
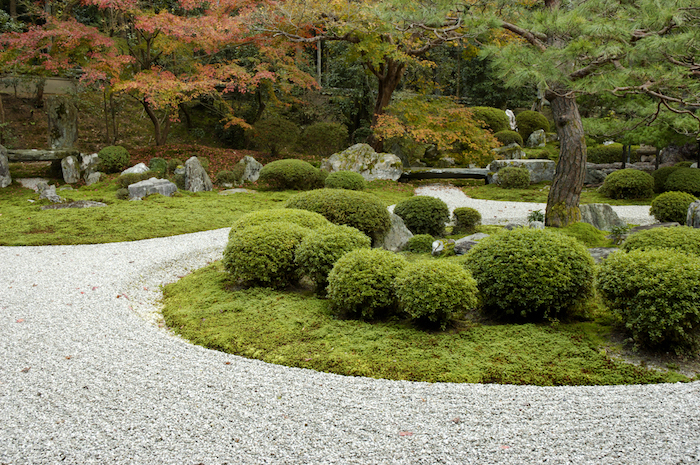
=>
[470,107,510,133]
[621,226,700,255]
[229,209,329,240]
[324,171,366,190]
[650,191,697,225]
[664,168,700,196]
[393,196,450,237]
[258,159,325,191]
[652,166,681,193]
[516,111,550,142]
[403,234,435,253]
[497,166,530,189]
[452,207,481,234]
[599,169,654,199]
[98,145,130,173]
[493,130,523,147]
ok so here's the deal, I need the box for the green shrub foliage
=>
[404,234,434,253]
[229,208,329,240]
[675,161,695,168]
[652,166,681,193]
[393,196,450,237]
[516,111,550,142]
[599,169,654,199]
[452,207,481,234]
[223,222,310,288]
[586,144,641,164]
[295,224,371,292]
[115,188,129,200]
[324,171,366,190]
[258,159,324,191]
[395,261,479,329]
[118,172,152,188]
[497,166,530,189]
[463,228,595,321]
[167,158,183,174]
[284,189,391,243]
[664,168,700,196]
[327,248,407,319]
[650,191,698,224]
[493,130,523,146]
[299,122,349,157]
[249,116,300,156]
[148,157,167,177]
[621,226,700,255]
[597,248,700,351]
[470,107,510,133]
[98,145,130,173]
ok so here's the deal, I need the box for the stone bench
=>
[6,149,79,162]
[400,168,491,183]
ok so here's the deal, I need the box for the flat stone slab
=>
[129,178,178,200]
[7,149,79,162]
[40,200,107,210]
[400,168,490,182]
[17,177,50,192]
[219,188,256,195]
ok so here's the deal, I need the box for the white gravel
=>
[1,195,697,464]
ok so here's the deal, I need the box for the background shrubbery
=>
[599,169,654,199]
[621,226,700,255]
[393,196,450,236]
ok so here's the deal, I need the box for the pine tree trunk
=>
[545,91,587,227]
[368,59,405,151]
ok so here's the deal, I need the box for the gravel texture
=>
[1,194,698,464]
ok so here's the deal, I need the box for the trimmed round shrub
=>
[650,191,698,225]
[299,122,349,157]
[452,207,481,234]
[587,144,642,164]
[97,145,130,173]
[118,172,151,188]
[284,189,391,243]
[493,130,523,147]
[675,160,695,168]
[395,261,479,329]
[463,228,595,321]
[393,196,450,237]
[223,222,310,288]
[229,208,329,240]
[324,171,366,190]
[167,158,183,174]
[597,248,700,351]
[470,107,509,133]
[327,248,407,319]
[258,159,324,191]
[216,163,245,186]
[295,224,371,292]
[249,116,300,156]
[621,226,700,255]
[115,188,129,200]
[516,110,550,142]
[664,168,700,196]
[148,157,167,177]
[404,234,435,253]
[652,166,681,193]
[496,166,530,189]
[599,169,654,199]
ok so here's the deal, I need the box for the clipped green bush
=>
[586,144,642,164]
[395,261,479,329]
[223,222,310,288]
[118,172,152,188]
[393,196,450,237]
[599,169,654,199]
[516,110,550,142]
[493,130,523,147]
[229,208,329,240]
[597,248,700,351]
[284,189,391,243]
[148,157,167,177]
[470,107,509,133]
[452,207,481,234]
[675,160,695,168]
[249,116,300,156]
[652,166,681,193]
[295,224,371,292]
[463,228,595,321]
[115,187,129,200]
[324,171,366,190]
[621,226,700,255]
[404,234,434,253]
[650,191,698,224]
[327,248,407,319]
[258,159,324,191]
[216,164,245,186]
[497,166,530,189]
[299,122,349,157]
[97,145,130,173]
[167,158,183,174]
[664,168,700,196]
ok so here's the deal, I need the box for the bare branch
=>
[499,21,547,52]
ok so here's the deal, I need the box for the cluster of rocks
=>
[0,145,10,188]
[61,152,103,185]
[123,156,213,200]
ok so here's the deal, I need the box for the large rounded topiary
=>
[295,224,371,293]
[599,168,654,199]
[394,260,478,330]
[324,171,366,190]
[597,248,700,351]
[452,207,481,235]
[652,166,681,193]
[621,226,700,255]
[98,145,130,173]
[516,110,550,142]
[470,107,510,133]
[284,189,391,243]
[327,248,407,319]
[258,159,324,191]
[223,222,311,288]
[664,168,700,196]
[229,209,329,240]
[403,234,435,253]
[462,228,595,321]
[493,130,523,147]
[496,166,530,189]
[650,191,698,225]
[393,196,450,237]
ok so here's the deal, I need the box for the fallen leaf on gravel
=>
[21,367,30,373]
[16,319,24,323]
[399,431,413,436]
[500,445,510,449]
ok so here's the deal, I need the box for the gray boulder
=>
[47,96,78,149]
[431,238,455,256]
[36,181,64,203]
[525,129,546,148]
[122,163,149,175]
[588,248,619,264]
[454,233,490,255]
[687,200,700,228]
[492,143,526,160]
[185,156,213,192]
[691,162,698,169]
[375,213,413,252]
[0,145,10,188]
[585,168,608,185]
[80,153,100,179]
[580,204,626,231]
[436,157,456,168]
[85,172,102,186]
[528,220,545,230]
[41,200,107,210]
[489,159,556,184]
[61,155,81,183]
[321,143,403,181]
[128,178,178,200]
[239,155,263,184]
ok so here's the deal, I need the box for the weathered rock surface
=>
[488,159,556,184]
[688,200,700,228]
[85,172,102,186]
[436,157,456,168]
[588,248,618,263]
[185,156,213,192]
[122,163,150,175]
[0,145,11,188]
[322,143,403,181]
[454,233,490,255]
[37,181,64,203]
[80,153,100,179]
[492,143,526,160]
[528,220,545,230]
[41,200,107,210]
[128,178,178,200]
[525,129,546,148]
[375,213,413,252]
[239,155,263,184]
[580,204,627,231]
[432,238,455,256]
[61,155,81,183]
[47,96,78,149]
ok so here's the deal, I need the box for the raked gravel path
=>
[1,192,698,464]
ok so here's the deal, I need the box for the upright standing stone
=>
[688,200,700,229]
[185,156,213,192]
[47,96,78,150]
[61,155,81,184]
[375,213,413,252]
[321,143,403,181]
[580,204,627,231]
[239,155,263,183]
[0,144,11,188]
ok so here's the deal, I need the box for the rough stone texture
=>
[588,247,619,263]
[185,156,213,192]
[61,155,81,183]
[431,238,455,256]
[0,145,11,188]
[128,178,178,200]
[375,213,413,252]
[688,200,700,228]
[436,157,456,168]
[506,109,517,130]
[321,143,403,181]
[528,220,545,230]
[454,233,490,255]
[492,143,526,160]
[37,181,64,203]
[85,172,102,186]
[219,188,256,195]
[80,153,100,179]
[580,204,627,231]
[122,163,149,175]
[692,163,698,169]
[239,155,263,184]
[585,168,608,185]
[546,132,558,142]
[41,200,107,210]
[659,143,696,165]
[525,129,546,148]
[47,96,78,149]
[504,223,524,230]
[488,159,556,184]
[628,222,680,234]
